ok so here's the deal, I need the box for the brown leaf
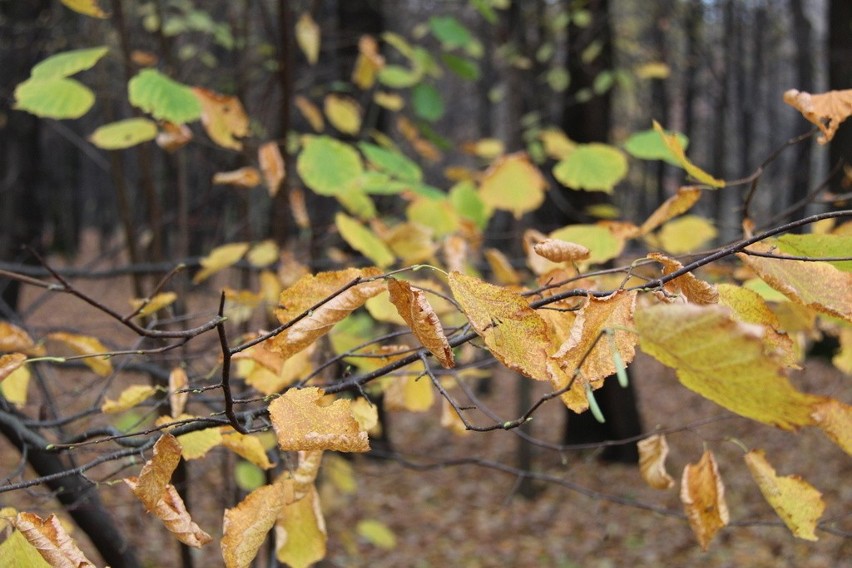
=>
[0,321,42,355]
[13,512,95,567]
[352,34,385,89]
[126,480,212,548]
[387,279,454,368]
[258,141,285,197]
[637,434,675,490]
[784,88,852,144]
[532,238,591,263]
[192,87,249,150]
[294,96,324,132]
[212,167,262,188]
[128,433,182,510]
[268,387,369,452]
[640,186,702,234]
[222,480,291,568]
[681,450,729,550]
[448,272,552,381]
[156,121,192,152]
[648,252,719,305]
[270,267,385,360]
[0,353,26,383]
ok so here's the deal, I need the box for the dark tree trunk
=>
[788,0,814,223]
[829,0,852,192]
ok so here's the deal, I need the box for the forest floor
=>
[4,230,851,568]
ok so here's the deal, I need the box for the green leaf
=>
[471,0,498,24]
[358,142,422,182]
[553,143,628,193]
[336,189,377,220]
[411,83,445,122]
[624,128,688,166]
[336,213,395,267]
[441,53,480,80]
[234,461,266,491]
[128,69,202,124]
[377,65,421,88]
[89,118,158,149]
[450,180,490,230]
[298,136,364,196]
[14,77,95,119]
[550,224,624,265]
[407,198,460,237]
[776,234,852,272]
[31,46,109,79]
[429,16,473,50]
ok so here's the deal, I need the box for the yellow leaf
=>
[0,321,43,355]
[387,279,454,368]
[352,35,385,89]
[640,186,702,234]
[478,152,547,218]
[0,528,50,567]
[0,365,31,406]
[270,267,385,360]
[744,450,825,540]
[239,341,315,395]
[406,198,460,237]
[293,450,324,499]
[533,238,590,263]
[192,242,250,284]
[441,397,470,436]
[548,291,638,412]
[222,433,273,470]
[550,223,626,266]
[740,241,852,323]
[636,303,822,429]
[832,327,852,375]
[221,480,290,568]
[810,398,852,456]
[169,367,188,418]
[638,434,675,490]
[156,121,192,152]
[384,374,434,412]
[335,213,394,267]
[355,519,396,550]
[101,384,157,414]
[128,433,182,510]
[681,450,729,550]
[784,88,852,144]
[192,88,249,150]
[130,291,178,318]
[13,512,96,567]
[294,96,324,132]
[539,128,576,160]
[247,240,279,267]
[373,90,405,110]
[46,332,112,376]
[322,454,357,494]
[177,426,223,460]
[60,0,108,18]
[258,142,285,197]
[324,94,362,136]
[648,252,718,305]
[295,12,321,65]
[448,272,552,381]
[125,480,212,547]
[275,484,327,568]
[349,397,379,432]
[484,248,521,286]
[655,215,717,254]
[384,222,437,266]
[212,167,262,188]
[653,121,725,187]
[462,138,504,159]
[0,353,26,383]
[268,387,369,452]
[635,61,670,79]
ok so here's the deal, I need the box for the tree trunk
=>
[829,0,852,192]
[788,0,814,223]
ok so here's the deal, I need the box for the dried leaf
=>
[387,279,454,368]
[449,272,552,381]
[640,186,702,234]
[269,387,369,452]
[478,153,546,218]
[13,512,95,567]
[324,94,361,135]
[0,365,30,406]
[295,12,321,65]
[130,291,177,318]
[46,332,112,376]
[352,35,385,89]
[294,96,324,132]
[0,353,26,383]
[744,450,825,540]
[222,433,273,470]
[648,252,718,305]
[129,433,182,510]
[156,121,193,152]
[384,374,434,412]
[653,121,725,188]
[258,142,285,197]
[222,480,290,568]
[101,384,157,414]
[169,367,188,417]
[681,450,729,550]
[740,241,852,323]
[784,88,852,144]
[636,303,822,429]
[275,483,327,568]
[126,480,212,547]
[192,242,250,284]
[212,167,262,188]
[533,238,590,262]
[638,434,675,490]
[810,398,852,456]
[548,291,637,412]
[192,88,249,150]
[270,267,384,360]
[0,321,41,355]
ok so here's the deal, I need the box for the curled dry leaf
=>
[126,480,212,548]
[156,121,192,152]
[46,331,112,377]
[169,367,189,417]
[680,450,729,550]
[449,271,552,381]
[101,384,157,414]
[212,167,262,188]
[13,512,96,567]
[744,450,825,541]
[270,267,384,360]
[192,87,249,150]
[129,433,182,510]
[532,238,590,263]
[640,186,702,234]
[0,353,26,383]
[648,252,718,305]
[784,88,852,144]
[268,387,369,452]
[222,480,291,568]
[387,278,454,368]
[258,141,285,197]
[637,434,675,490]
